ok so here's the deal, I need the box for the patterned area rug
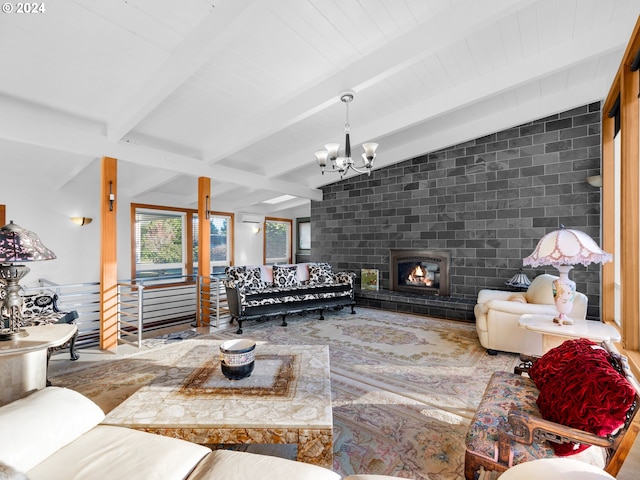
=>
[50,308,519,479]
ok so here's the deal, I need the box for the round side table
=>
[0,323,77,406]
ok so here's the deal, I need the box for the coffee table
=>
[519,314,621,354]
[103,341,333,468]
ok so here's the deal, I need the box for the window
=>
[134,208,186,280]
[193,213,233,272]
[297,217,311,253]
[264,218,292,264]
[132,205,234,281]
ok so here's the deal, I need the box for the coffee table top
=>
[103,341,332,430]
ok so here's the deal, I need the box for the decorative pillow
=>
[272,265,300,288]
[529,338,636,456]
[308,263,334,285]
[239,267,265,291]
[507,293,527,303]
[225,266,246,282]
[22,294,55,315]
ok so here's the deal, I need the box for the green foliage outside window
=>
[140,217,182,264]
[266,221,288,258]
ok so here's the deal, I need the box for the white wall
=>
[1,177,311,287]
[2,179,101,287]
[234,219,264,266]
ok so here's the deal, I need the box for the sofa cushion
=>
[187,449,340,480]
[0,387,105,472]
[240,267,267,290]
[507,293,527,303]
[26,425,211,480]
[272,265,300,288]
[525,274,556,305]
[22,294,55,315]
[529,338,637,456]
[309,263,334,285]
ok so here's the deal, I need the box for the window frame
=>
[296,217,311,253]
[263,217,292,265]
[602,17,640,376]
[131,203,234,285]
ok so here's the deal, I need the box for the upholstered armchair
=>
[474,274,588,355]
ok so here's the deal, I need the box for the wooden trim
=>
[198,177,211,327]
[601,109,616,324]
[603,16,640,354]
[185,211,194,275]
[100,157,118,351]
[0,205,5,226]
[620,56,640,351]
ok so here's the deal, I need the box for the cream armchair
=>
[474,274,588,355]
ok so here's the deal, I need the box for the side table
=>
[0,323,77,406]
[518,314,620,354]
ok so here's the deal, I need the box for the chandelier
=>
[315,91,378,178]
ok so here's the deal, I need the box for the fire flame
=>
[407,265,432,286]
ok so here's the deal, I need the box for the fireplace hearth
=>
[389,249,450,296]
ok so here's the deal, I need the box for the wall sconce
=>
[252,226,261,234]
[205,195,211,220]
[586,175,602,188]
[109,181,115,211]
[70,217,92,226]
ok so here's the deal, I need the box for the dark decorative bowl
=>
[219,339,256,380]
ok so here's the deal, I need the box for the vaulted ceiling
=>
[1,0,638,215]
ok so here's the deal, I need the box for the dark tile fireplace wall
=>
[310,102,603,320]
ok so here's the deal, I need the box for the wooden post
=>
[198,177,211,327]
[620,55,640,351]
[100,157,118,351]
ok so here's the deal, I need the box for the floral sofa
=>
[224,263,355,334]
[464,339,640,479]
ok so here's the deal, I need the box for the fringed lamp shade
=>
[523,228,612,325]
[0,221,56,263]
[523,228,611,268]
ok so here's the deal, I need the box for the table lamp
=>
[523,227,612,325]
[0,221,56,340]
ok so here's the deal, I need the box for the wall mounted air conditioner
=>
[240,212,265,224]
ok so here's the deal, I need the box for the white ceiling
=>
[1,0,638,215]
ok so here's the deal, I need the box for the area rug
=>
[49,308,519,479]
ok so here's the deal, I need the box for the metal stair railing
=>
[36,273,229,351]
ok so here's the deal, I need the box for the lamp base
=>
[552,265,576,327]
[553,313,575,325]
[0,327,28,341]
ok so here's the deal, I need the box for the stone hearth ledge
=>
[355,288,475,322]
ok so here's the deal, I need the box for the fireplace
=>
[389,249,450,296]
